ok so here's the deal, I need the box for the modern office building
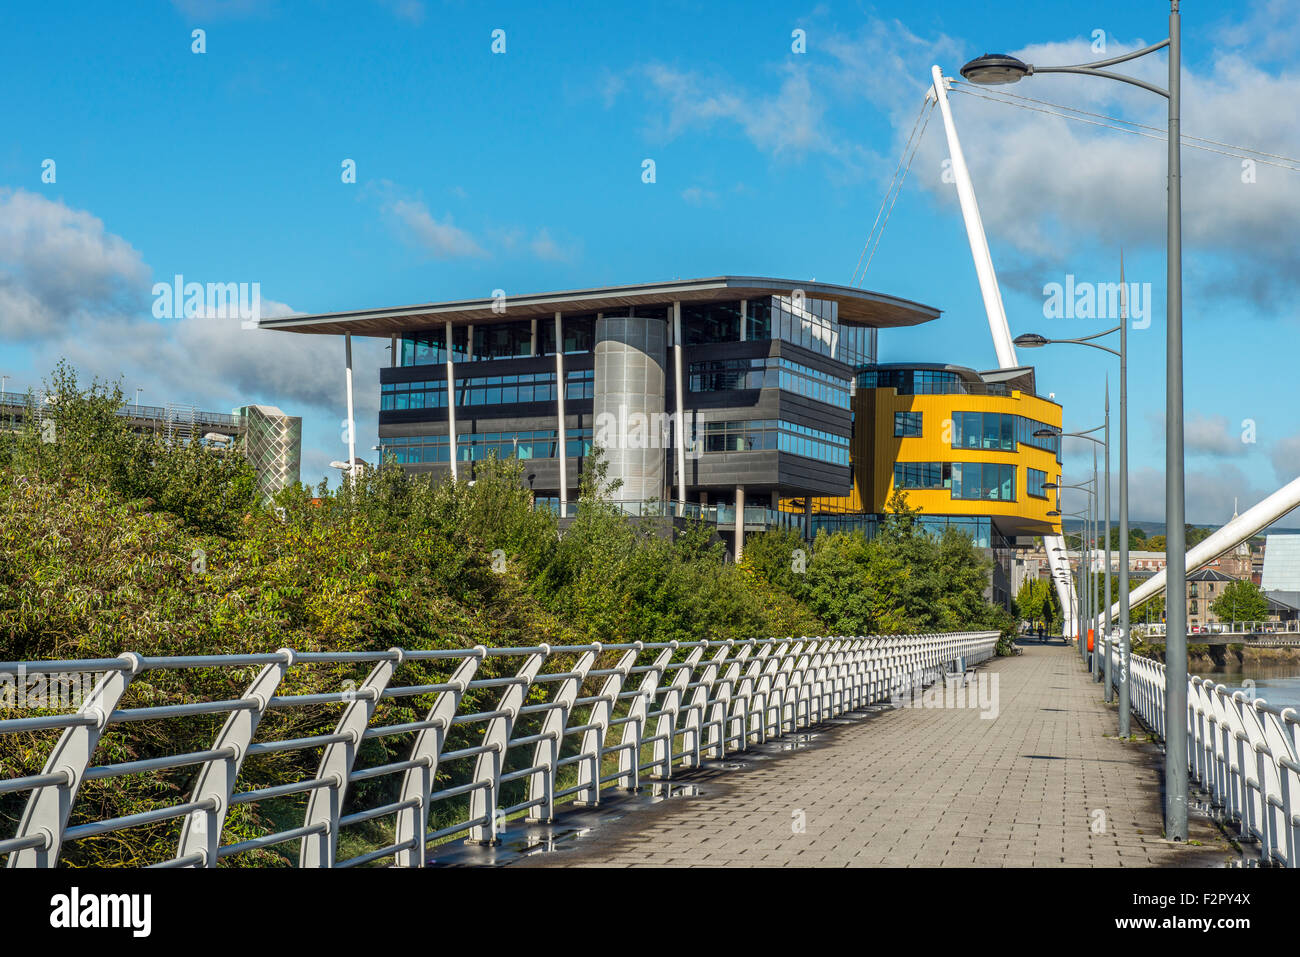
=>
[262,277,941,556]
[261,277,1062,582]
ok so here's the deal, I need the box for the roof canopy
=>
[258,276,941,338]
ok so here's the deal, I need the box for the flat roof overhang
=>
[257,276,941,338]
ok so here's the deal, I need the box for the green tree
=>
[1016,577,1060,631]
[1211,579,1269,622]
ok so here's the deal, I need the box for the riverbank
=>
[1131,642,1300,670]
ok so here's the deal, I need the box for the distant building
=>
[0,387,300,506]
[237,405,303,503]
[1261,534,1300,592]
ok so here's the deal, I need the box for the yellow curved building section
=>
[801,380,1063,540]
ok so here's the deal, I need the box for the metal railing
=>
[0,632,997,868]
[0,392,241,430]
[1108,645,1300,866]
[1136,621,1300,640]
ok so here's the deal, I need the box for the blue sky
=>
[3,0,1298,524]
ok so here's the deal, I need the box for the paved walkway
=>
[513,643,1230,867]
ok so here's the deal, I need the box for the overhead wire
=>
[948,81,1300,173]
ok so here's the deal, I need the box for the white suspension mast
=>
[929,64,1078,636]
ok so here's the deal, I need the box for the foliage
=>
[0,365,1022,864]
[1210,579,1269,622]
[1016,577,1061,631]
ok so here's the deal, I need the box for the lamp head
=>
[1013,333,1050,348]
[960,53,1032,85]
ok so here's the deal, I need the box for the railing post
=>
[575,645,639,807]
[653,644,703,778]
[528,646,597,822]
[467,648,548,844]
[9,654,141,868]
[181,649,294,867]
[394,651,482,867]
[615,645,672,791]
[300,650,402,867]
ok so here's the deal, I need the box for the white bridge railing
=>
[0,631,998,868]
[1119,649,1300,866]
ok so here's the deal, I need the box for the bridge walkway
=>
[509,643,1230,867]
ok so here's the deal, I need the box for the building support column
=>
[672,301,687,516]
[739,299,747,342]
[735,485,745,562]
[555,312,567,512]
[344,334,356,483]
[804,498,813,543]
[390,333,398,367]
[530,318,537,356]
[445,320,458,482]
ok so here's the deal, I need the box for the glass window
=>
[894,411,923,437]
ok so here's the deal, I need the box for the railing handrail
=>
[0,631,999,869]
[1098,636,1300,866]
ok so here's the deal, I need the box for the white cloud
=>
[0,189,149,340]
[1271,431,1300,484]
[383,197,488,259]
[1184,413,1248,457]
[529,228,578,262]
[0,189,385,487]
[1079,465,1271,527]
[681,186,718,206]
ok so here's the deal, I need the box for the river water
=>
[1196,661,1300,711]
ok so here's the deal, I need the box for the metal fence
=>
[1136,621,1300,640]
[0,632,997,868]
[1115,647,1300,866]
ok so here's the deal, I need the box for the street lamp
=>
[1018,318,1130,732]
[1050,478,1095,662]
[962,0,1188,842]
[1044,424,1110,681]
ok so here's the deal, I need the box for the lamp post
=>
[961,0,1186,841]
[1041,421,1108,675]
[1050,481,1094,660]
[1017,318,1130,730]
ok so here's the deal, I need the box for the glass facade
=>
[698,420,849,465]
[682,302,743,344]
[894,461,1017,501]
[950,410,1060,459]
[381,428,594,464]
[381,369,593,410]
[744,295,870,365]
[952,462,1016,501]
[894,411,923,437]
[1027,467,1049,499]
[859,367,1009,397]
[688,357,851,409]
